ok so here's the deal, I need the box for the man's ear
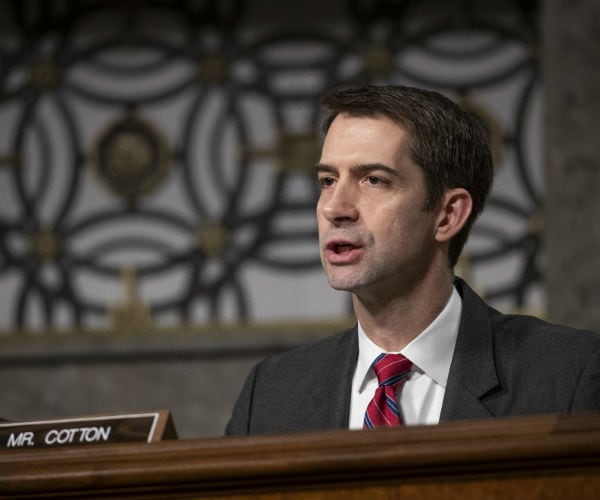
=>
[434,188,473,243]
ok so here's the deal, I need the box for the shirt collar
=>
[355,285,462,392]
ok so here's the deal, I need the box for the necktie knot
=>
[363,353,412,429]
[371,353,412,387]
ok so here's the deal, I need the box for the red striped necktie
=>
[363,353,412,429]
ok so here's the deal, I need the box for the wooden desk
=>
[2,412,600,499]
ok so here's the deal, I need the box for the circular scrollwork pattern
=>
[0,1,543,333]
[91,115,171,199]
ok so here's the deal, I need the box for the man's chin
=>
[326,276,361,293]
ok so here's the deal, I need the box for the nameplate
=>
[0,410,177,449]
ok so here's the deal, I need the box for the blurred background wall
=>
[0,0,598,438]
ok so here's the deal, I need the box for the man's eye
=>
[367,176,382,185]
[319,176,335,187]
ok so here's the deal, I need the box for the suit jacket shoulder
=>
[441,279,600,421]
[225,327,358,435]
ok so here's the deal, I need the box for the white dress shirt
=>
[348,286,462,429]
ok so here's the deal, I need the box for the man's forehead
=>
[322,115,411,160]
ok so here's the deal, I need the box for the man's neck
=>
[352,275,455,352]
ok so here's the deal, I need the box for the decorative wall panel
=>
[0,0,542,336]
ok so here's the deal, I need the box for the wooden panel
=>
[1,412,600,499]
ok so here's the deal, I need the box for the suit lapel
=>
[440,280,501,421]
[307,327,358,429]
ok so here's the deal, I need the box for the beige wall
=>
[0,329,335,438]
[0,354,260,438]
[543,0,600,331]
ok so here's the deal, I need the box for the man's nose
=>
[320,183,359,225]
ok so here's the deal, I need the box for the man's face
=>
[316,113,442,301]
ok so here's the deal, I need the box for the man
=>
[225,85,600,435]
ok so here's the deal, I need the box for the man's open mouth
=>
[328,242,361,254]
[334,243,356,253]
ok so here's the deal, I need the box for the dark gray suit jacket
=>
[225,280,600,435]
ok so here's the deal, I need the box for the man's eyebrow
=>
[313,163,337,175]
[352,163,399,177]
[313,163,399,176]
[313,163,400,177]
